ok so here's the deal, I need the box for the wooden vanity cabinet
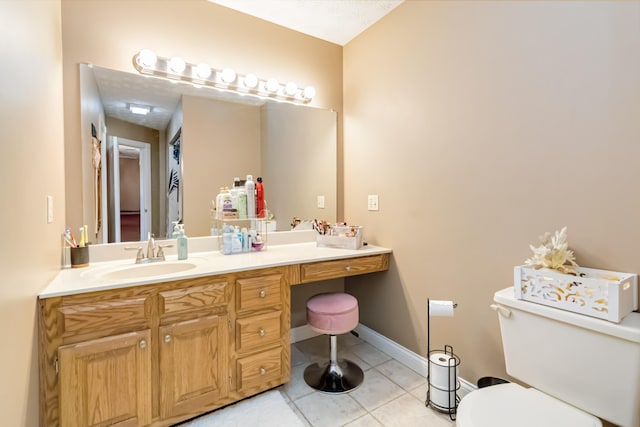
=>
[38,266,292,427]
[233,271,290,394]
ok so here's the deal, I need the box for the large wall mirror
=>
[79,64,337,244]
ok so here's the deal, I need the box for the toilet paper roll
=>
[428,300,455,317]
[429,352,458,389]
[429,352,459,410]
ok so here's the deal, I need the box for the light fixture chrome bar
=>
[132,50,316,104]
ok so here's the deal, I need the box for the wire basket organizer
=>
[426,345,460,420]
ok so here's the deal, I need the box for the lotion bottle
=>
[177,224,188,260]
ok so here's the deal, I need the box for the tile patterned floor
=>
[278,334,457,427]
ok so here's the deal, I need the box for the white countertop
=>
[41,242,392,299]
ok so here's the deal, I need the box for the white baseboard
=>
[290,323,476,398]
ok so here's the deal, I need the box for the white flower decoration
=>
[524,226,579,275]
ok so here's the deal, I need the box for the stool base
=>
[304,359,364,393]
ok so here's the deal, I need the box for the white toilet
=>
[456,287,640,427]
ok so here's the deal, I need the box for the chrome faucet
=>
[125,233,172,264]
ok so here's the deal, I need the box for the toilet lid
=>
[456,383,602,427]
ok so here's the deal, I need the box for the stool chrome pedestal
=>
[304,335,364,393]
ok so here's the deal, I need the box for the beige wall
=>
[182,96,262,237]
[344,1,640,384]
[0,1,65,425]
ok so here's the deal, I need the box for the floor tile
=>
[371,393,455,427]
[349,368,406,411]
[349,342,392,367]
[283,364,316,401]
[291,344,310,367]
[343,413,384,427]
[376,359,428,391]
[293,392,367,427]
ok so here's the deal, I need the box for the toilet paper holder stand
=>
[426,299,460,421]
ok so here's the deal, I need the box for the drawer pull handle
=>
[164,334,171,343]
[259,328,266,337]
[140,340,147,349]
[260,367,266,376]
[259,290,267,298]
[345,266,351,271]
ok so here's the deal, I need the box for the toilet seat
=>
[456,383,602,427]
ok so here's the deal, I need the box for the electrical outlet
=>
[367,194,379,211]
[317,195,325,209]
[47,195,54,223]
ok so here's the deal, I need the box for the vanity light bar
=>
[132,49,316,104]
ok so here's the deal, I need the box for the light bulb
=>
[303,86,316,100]
[285,82,298,96]
[243,73,258,89]
[195,63,211,79]
[266,78,279,93]
[221,68,237,84]
[137,49,157,68]
[169,57,186,74]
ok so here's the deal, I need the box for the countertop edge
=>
[40,243,392,299]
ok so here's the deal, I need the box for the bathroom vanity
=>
[38,242,391,426]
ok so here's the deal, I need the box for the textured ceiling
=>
[209,0,404,45]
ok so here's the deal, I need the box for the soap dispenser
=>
[177,224,188,260]
[171,221,180,238]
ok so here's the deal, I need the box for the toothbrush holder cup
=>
[70,246,90,268]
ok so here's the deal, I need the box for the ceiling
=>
[208,0,404,46]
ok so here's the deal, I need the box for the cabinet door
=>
[58,330,152,427]
[159,315,229,420]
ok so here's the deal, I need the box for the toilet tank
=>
[493,287,640,427]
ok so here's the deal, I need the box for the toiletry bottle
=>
[171,221,180,238]
[241,227,249,252]
[230,177,240,213]
[222,224,233,255]
[245,175,256,219]
[231,226,242,253]
[256,177,265,218]
[177,224,188,260]
[222,187,235,218]
[215,187,225,220]
[237,181,248,219]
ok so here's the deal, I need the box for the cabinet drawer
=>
[58,297,147,336]
[236,274,282,311]
[236,311,282,353]
[159,281,228,315]
[236,347,283,392]
[300,254,389,283]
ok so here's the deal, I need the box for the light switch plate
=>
[317,195,325,209]
[367,194,379,211]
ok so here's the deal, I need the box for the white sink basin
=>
[88,260,200,281]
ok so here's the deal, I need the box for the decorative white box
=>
[316,226,363,250]
[514,266,638,323]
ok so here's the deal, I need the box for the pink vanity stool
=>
[303,293,364,393]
